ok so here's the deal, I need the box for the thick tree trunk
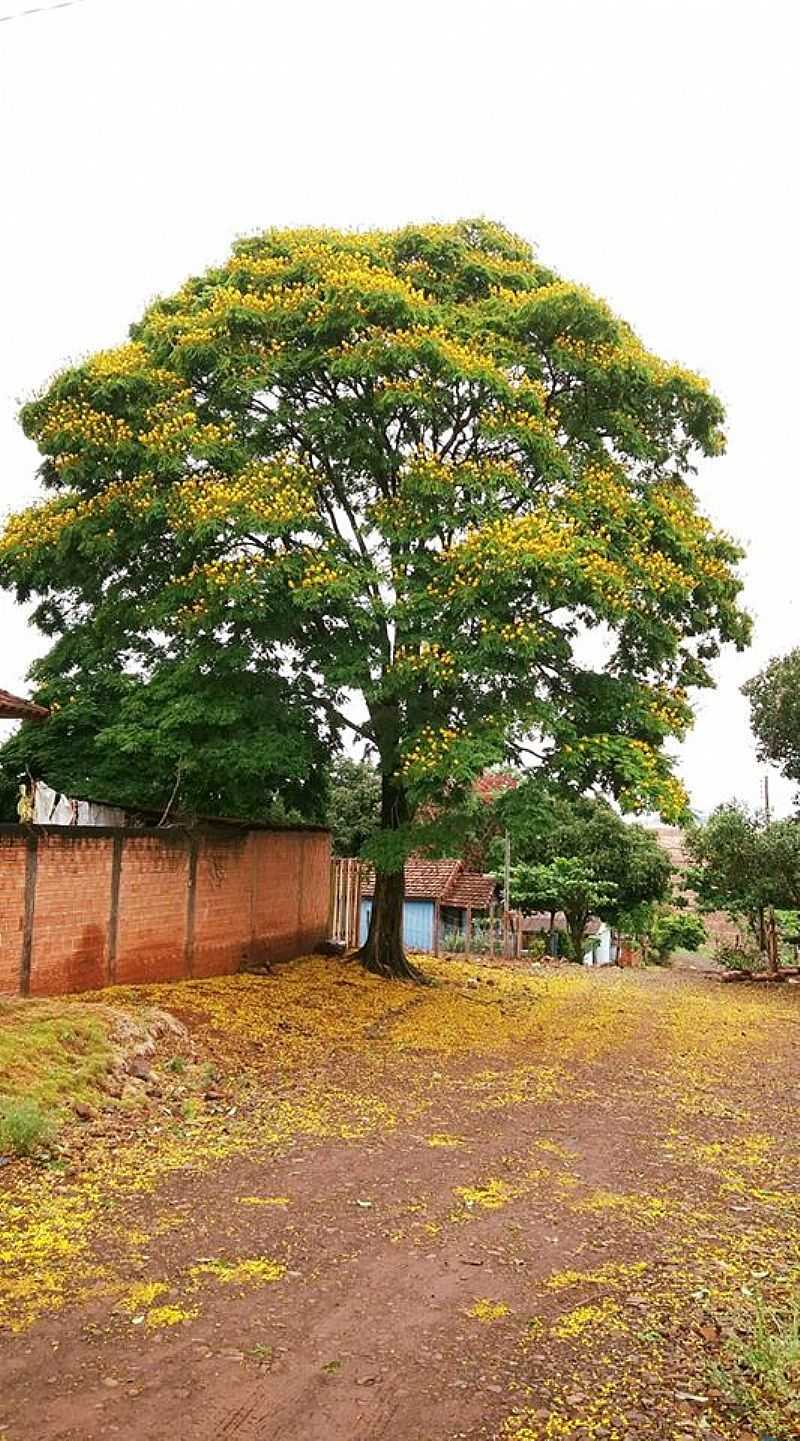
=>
[356,772,426,982]
[567,913,587,964]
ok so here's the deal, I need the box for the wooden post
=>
[503,830,511,959]
[433,900,440,956]
[328,859,337,939]
[465,906,472,959]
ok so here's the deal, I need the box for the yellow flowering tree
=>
[0,221,748,978]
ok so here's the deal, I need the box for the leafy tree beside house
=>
[508,855,617,961]
[497,787,673,958]
[0,221,748,979]
[0,651,326,824]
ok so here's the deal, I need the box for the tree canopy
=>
[326,756,381,857]
[496,786,672,959]
[507,856,617,961]
[0,651,326,823]
[685,804,800,942]
[0,219,748,977]
[743,650,800,788]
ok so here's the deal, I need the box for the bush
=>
[0,1098,54,1157]
[650,910,707,962]
[715,942,763,973]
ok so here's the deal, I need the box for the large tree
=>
[0,221,747,979]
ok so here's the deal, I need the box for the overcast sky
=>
[1,0,797,814]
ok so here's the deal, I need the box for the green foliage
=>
[714,942,763,972]
[684,804,764,933]
[0,649,327,824]
[649,908,706,961]
[325,757,381,857]
[509,857,616,921]
[685,804,800,937]
[744,648,800,786]
[0,221,748,968]
[0,1098,54,1158]
[497,785,672,927]
[0,764,18,823]
[507,856,616,961]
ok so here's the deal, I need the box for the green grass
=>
[710,1293,800,1437]
[0,998,116,1124]
[0,1098,54,1157]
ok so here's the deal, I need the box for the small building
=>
[521,912,613,965]
[360,858,498,953]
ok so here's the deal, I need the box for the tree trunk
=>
[356,773,426,982]
[566,913,587,964]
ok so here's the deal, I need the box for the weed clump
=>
[0,1098,54,1157]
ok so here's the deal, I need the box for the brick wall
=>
[0,823,330,997]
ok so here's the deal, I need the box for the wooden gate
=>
[329,858,363,949]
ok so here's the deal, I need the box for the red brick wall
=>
[0,824,330,997]
[114,835,190,987]
[192,834,253,979]
[30,833,114,996]
[0,834,29,994]
[249,830,332,964]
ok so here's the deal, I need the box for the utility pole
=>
[764,774,779,974]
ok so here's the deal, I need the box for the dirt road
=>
[2,958,799,1440]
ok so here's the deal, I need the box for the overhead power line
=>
[0,0,87,23]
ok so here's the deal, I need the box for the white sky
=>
[1,0,798,815]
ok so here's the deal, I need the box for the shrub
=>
[715,942,763,973]
[650,910,707,963]
[0,1098,54,1157]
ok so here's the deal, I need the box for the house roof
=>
[0,688,49,721]
[472,770,520,804]
[445,870,498,909]
[362,857,497,909]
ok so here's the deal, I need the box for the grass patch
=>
[0,996,184,1144]
[710,1292,800,1438]
[0,999,115,1119]
[0,1098,54,1157]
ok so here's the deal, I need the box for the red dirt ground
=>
[2,957,800,1441]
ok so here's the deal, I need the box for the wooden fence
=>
[329,857,363,949]
[442,906,525,961]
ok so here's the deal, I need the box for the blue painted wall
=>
[359,897,435,952]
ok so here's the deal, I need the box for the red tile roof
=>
[362,857,497,909]
[0,688,49,721]
[472,771,519,804]
[446,870,498,909]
